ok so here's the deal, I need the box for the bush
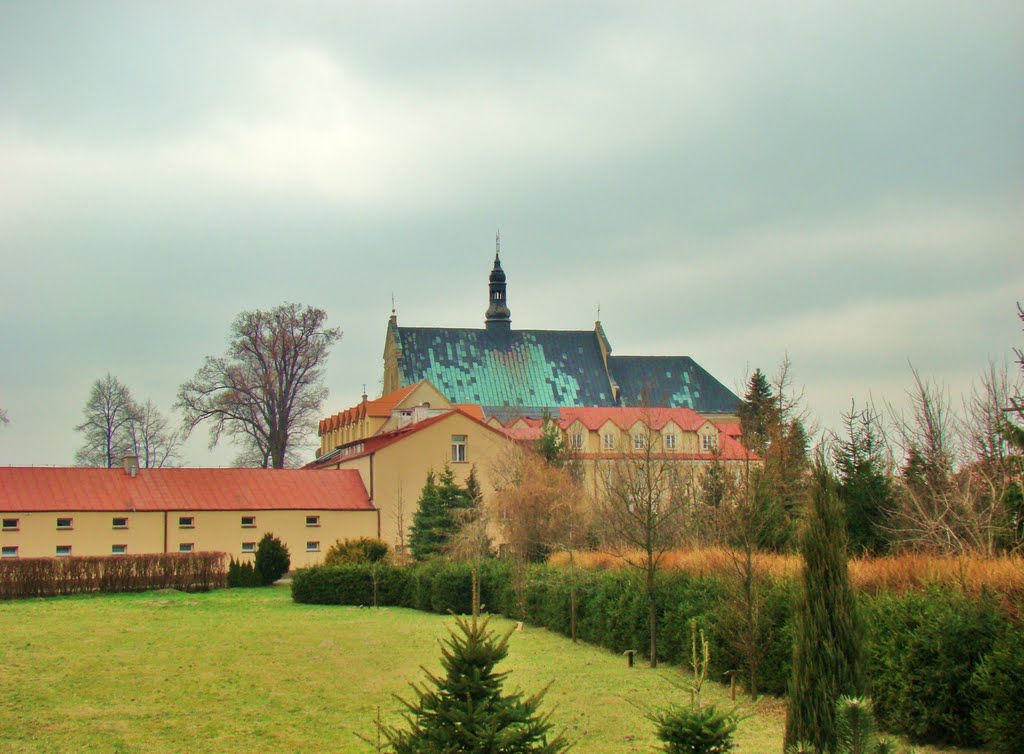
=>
[291,563,409,606]
[971,619,1024,753]
[648,704,737,754]
[323,537,389,566]
[862,588,1001,746]
[0,552,226,598]
[227,558,259,588]
[255,533,290,586]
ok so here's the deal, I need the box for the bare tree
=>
[127,399,182,468]
[596,415,692,668]
[75,375,181,468]
[177,302,341,468]
[887,365,1020,555]
[74,374,140,468]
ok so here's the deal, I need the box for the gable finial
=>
[597,301,601,322]
[391,292,396,316]
[495,228,501,259]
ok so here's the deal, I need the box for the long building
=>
[0,460,375,568]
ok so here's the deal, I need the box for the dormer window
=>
[602,432,615,450]
[665,434,677,450]
[570,433,584,450]
[633,434,645,450]
[702,434,718,452]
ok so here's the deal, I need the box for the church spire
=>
[485,234,511,333]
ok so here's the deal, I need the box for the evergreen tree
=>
[382,613,571,753]
[834,404,892,555]
[737,369,776,455]
[534,410,566,468]
[785,464,863,753]
[408,465,474,560]
[254,532,291,585]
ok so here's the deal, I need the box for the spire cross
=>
[496,229,501,257]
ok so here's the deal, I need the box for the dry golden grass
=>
[551,548,1024,604]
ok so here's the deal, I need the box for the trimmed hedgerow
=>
[289,559,1018,750]
[0,552,226,598]
[226,558,260,588]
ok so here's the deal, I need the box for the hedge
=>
[0,552,227,598]
[290,559,1018,749]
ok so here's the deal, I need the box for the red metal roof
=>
[557,407,710,432]
[0,467,373,512]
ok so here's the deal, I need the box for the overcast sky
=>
[1,2,1021,467]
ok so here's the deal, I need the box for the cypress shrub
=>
[862,588,1000,747]
[227,558,259,588]
[254,533,290,586]
[323,537,389,566]
[785,468,862,753]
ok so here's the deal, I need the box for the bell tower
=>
[484,232,511,333]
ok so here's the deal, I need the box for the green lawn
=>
[0,587,985,753]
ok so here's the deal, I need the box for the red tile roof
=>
[0,467,372,512]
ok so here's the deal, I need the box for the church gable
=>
[609,356,740,414]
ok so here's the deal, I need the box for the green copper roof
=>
[393,325,741,414]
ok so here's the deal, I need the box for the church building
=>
[382,248,741,422]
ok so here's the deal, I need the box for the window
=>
[570,433,584,450]
[306,515,320,527]
[1,546,17,558]
[665,434,677,450]
[241,542,256,553]
[603,432,615,450]
[179,543,194,553]
[178,516,194,528]
[451,434,467,463]
[112,517,128,529]
[702,434,718,452]
[241,516,256,528]
[2,518,18,531]
[306,541,320,553]
[56,517,73,530]
[111,544,127,555]
[633,434,645,450]
[56,545,72,557]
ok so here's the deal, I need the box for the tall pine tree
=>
[382,613,571,753]
[833,403,892,555]
[737,369,776,455]
[785,464,863,753]
[408,465,474,560]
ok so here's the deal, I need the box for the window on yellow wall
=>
[306,541,320,552]
[571,433,584,450]
[179,543,194,553]
[1,546,18,558]
[2,518,18,531]
[633,434,645,450]
[111,544,127,555]
[451,435,467,463]
[306,515,320,527]
[112,517,128,529]
[56,545,71,557]
[178,516,195,528]
[241,542,256,553]
[241,516,255,528]
[665,434,677,450]
[603,432,615,450]
[702,434,718,452]
[56,517,73,530]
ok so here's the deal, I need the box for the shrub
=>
[649,704,738,754]
[862,588,1001,746]
[254,533,290,586]
[971,620,1024,753]
[323,537,389,566]
[226,558,260,588]
[291,564,409,606]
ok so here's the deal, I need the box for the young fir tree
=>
[785,464,863,754]
[382,613,571,753]
[408,465,474,560]
[834,404,892,555]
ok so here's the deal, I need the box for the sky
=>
[1,2,1022,468]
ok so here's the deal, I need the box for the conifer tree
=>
[738,369,776,455]
[382,613,571,753]
[408,465,474,560]
[833,403,892,555]
[785,464,863,753]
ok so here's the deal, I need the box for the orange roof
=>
[319,382,423,434]
[0,467,372,512]
[558,407,709,432]
[309,408,510,468]
[455,404,485,421]
[716,422,743,438]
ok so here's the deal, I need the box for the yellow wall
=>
[0,508,378,568]
[326,413,511,551]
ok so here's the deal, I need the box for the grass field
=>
[0,587,985,753]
